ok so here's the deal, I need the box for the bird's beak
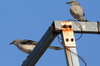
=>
[10,42,13,45]
[66,2,70,4]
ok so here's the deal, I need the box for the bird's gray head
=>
[66,1,79,5]
[10,40,21,45]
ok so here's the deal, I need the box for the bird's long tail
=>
[48,46,63,50]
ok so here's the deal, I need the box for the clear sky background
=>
[0,0,100,66]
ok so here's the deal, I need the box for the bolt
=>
[71,38,74,42]
[68,25,72,29]
[66,38,69,42]
[62,24,68,28]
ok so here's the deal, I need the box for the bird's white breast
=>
[16,44,36,54]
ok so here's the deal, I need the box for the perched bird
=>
[66,1,88,22]
[10,40,63,54]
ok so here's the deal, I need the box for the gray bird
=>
[67,1,88,22]
[10,40,63,54]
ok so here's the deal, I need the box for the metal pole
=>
[61,21,80,66]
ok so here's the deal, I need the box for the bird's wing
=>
[81,6,85,16]
[20,40,38,45]
[70,5,85,20]
[71,5,84,16]
[48,46,63,50]
[70,6,79,17]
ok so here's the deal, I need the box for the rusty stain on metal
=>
[61,22,73,31]
[62,24,68,28]
[61,21,76,48]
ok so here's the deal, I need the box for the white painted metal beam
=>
[54,21,100,34]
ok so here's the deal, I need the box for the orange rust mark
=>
[62,29,73,31]
[61,21,72,23]
[61,21,73,31]
[61,21,76,47]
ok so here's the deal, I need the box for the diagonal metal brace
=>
[22,24,60,66]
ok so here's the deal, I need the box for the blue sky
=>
[0,0,100,66]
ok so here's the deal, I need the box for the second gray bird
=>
[67,1,88,22]
[10,40,63,54]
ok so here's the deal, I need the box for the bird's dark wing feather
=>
[20,40,38,45]
[81,7,85,16]
[48,46,63,50]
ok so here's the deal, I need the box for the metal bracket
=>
[61,21,76,47]
[61,21,80,66]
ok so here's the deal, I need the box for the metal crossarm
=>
[54,21,100,34]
